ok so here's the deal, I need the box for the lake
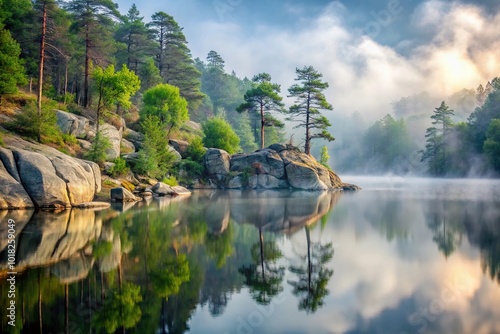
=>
[1,177,500,334]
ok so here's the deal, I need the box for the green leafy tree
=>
[92,64,140,134]
[84,131,112,166]
[141,83,189,137]
[237,73,285,149]
[139,57,162,91]
[286,66,334,155]
[65,0,120,107]
[148,11,204,110]
[9,101,62,144]
[202,116,240,154]
[0,25,27,98]
[421,101,455,176]
[151,254,190,299]
[484,119,500,172]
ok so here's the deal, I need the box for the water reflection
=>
[1,180,500,333]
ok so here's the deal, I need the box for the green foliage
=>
[202,116,240,154]
[109,157,130,178]
[186,136,206,163]
[237,73,285,149]
[468,78,500,151]
[141,83,189,136]
[0,132,3,147]
[148,12,204,110]
[0,26,27,95]
[320,146,330,169]
[177,159,204,181]
[286,66,334,154]
[84,131,112,166]
[93,283,143,333]
[92,64,141,127]
[421,101,455,176]
[151,254,190,299]
[139,57,162,91]
[9,101,62,143]
[484,119,500,172]
[162,175,178,186]
[135,115,176,178]
[363,114,416,173]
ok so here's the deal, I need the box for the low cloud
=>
[190,0,500,121]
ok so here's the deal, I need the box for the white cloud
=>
[187,0,500,122]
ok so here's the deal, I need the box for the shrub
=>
[162,176,178,186]
[8,101,63,144]
[178,159,204,179]
[202,116,240,154]
[109,157,130,178]
[84,132,112,166]
[0,132,4,147]
[186,136,206,163]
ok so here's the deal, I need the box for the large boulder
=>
[286,161,328,190]
[101,123,122,161]
[169,139,189,158]
[121,138,136,154]
[204,149,230,184]
[110,187,141,202]
[123,128,144,150]
[56,110,90,139]
[0,137,101,210]
[13,150,72,209]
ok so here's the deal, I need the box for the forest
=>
[0,0,499,177]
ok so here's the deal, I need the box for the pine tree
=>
[286,66,334,155]
[148,11,204,111]
[421,101,455,176]
[65,0,120,107]
[237,73,284,149]
[0,25,27,98]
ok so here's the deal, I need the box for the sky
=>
[114,0,500,120]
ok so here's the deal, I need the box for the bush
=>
[8,101,63,144]
[162,176,178,186]
[84,132,112,166]
[178,159,204,179]
[202,116,240,154]
[186,136,206,163]
[109,157,130,178]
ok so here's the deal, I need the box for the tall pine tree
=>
[286,66,334,155]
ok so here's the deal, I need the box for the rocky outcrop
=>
[204,149,230,185]
[204,144,359,191]
[121,138,136,154]
[56,110,90,139]
[0,137,101,209]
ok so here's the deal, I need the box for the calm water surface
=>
[1,177,500,334]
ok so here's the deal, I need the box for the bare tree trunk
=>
[84,24,90,107]
[37,1,48,142]
[305,93,311,155]
[260,102,265,149]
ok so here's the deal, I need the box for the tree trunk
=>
[37,1,48,142]
[84,24,90,107]
[305,93,311,155]
[260,102,265,149]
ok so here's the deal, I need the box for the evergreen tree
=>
[148,11,204,111]
[237,73,284,149]
[65,0,120,107]
[320,146,330,169]
[0,25,27,98]
[286,66,334,155]
[484,119,500,172]
[115,4,154,74]
[421,101,455,176]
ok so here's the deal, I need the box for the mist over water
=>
[1,177,499,333]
